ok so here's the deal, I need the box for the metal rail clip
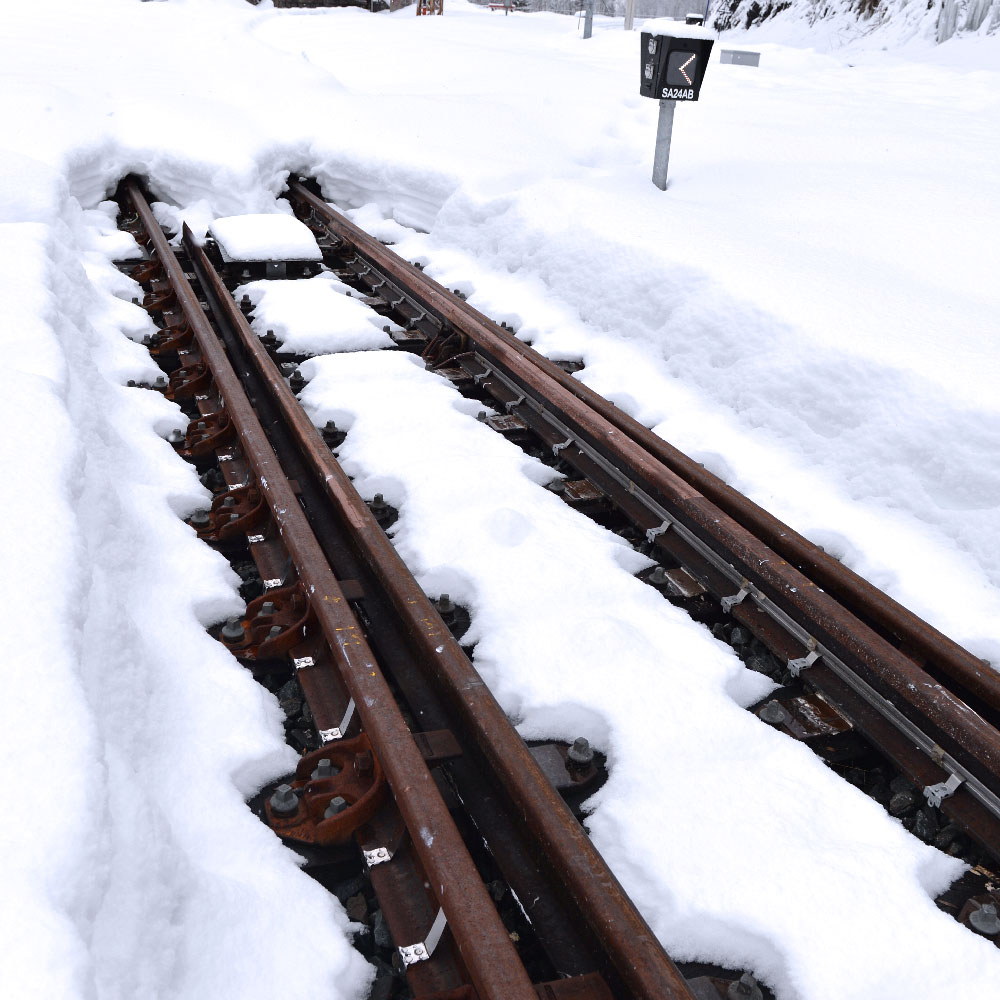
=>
[721,583,751,614]
[319,698,356,743]
[924,771,964,808]
[398,907,448,966]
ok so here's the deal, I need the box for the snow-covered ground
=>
[2,1,998,999]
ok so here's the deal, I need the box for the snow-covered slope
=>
[713,0,1000,43]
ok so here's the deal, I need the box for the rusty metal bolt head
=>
[970,902,1000,937]
[311,758,340,781]
[269,783,299,817]
[221,496,237,507]
[324,795,349,819]
[258,601,276,618]
[759,701,786,725]
[220,617,245,644]
[289,370,307,393]
[267,625,283,640]
[567,737,594,766]
[240,294,253,314]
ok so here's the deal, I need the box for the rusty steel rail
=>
[285,179,1000,839]
[181,224,699,1000]
[284,179,1000,718]
[124,178,538,1000]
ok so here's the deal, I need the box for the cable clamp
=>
[319,698,356,742]
[399,907,448,966]
[923,771,964,808]
[721,582,751,614]
[788,648,821,677]
[645,520,671,543]
[552,438,573,456]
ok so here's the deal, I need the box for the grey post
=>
[624,0,635,31]
[583,0,594,38]
[651,99,676,190]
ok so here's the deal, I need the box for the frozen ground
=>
[1,1,998,998]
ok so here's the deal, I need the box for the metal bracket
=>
[505,396,525,412]
[924,771,964,808]
[721,584,751,614]
[398,907,448,966]
[552,438,573,456]
[363,845,394,867]
[645,520,671,544]
[788,649,821,677]
[473,370,491,385]
[319,698,356,742]
[293,656,315,671]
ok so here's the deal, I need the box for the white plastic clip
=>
[552,438,573,456]
[319,698,356,742]
[787,649,821,677]
[645,521,671,543]
[923,771,964,808]
[721,585,750,614]
[398,907,448,966]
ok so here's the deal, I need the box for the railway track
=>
[115,173,1000,1000]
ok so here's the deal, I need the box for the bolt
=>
[289,369,307,393]
[477,410,488,422]
[189,510,211,528]
[266,625,283,640]
[324,796,349,819]
[647,566,669,587]
[221,496,237,507]
[355,751,374,777]
[269,783,299,817]
[131,296,140,305]
[196,420,207,430]
[141,334,153,346]
[759,700,787,725]
[228,513,239,523]
[970,902,1000,937]
[220,617,245,643]
[240,294,252,314]
[258,601,276,617]
[126,379,136,388]
[167,429,185,445]
[153,375,168,389]
[567,737,594,766]
[311,758,339,781]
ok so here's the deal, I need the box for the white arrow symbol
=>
[678,54,696,85]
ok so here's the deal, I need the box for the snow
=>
[211,213,323,261]
[1,0,999,998]
[237,273,395,354]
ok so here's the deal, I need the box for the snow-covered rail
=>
[282,177,1000,883]
[116,177,727,1000]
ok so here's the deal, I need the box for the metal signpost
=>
[638,26,714,190]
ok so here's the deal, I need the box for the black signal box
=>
[639,32,714,102]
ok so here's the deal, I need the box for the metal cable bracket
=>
[363,845,395,867]
[924,771,965,808]
[552,438,573,456]
[505,395,525,412]
[319,697,356,743]
[788,646,821,677]
[721,583,751,614]
[645,520,672,543]
[398,907,448,966]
